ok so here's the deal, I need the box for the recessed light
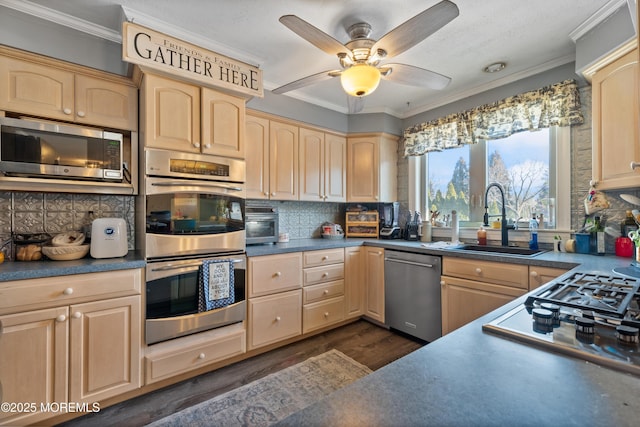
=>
[483,62,506,73]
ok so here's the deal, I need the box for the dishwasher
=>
[384,250,442,342]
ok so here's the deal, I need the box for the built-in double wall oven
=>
[139,148,247,344]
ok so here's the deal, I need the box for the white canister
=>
[421,221,432,242]
[278,232,290,243]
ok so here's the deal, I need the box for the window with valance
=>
[403,79,584,157]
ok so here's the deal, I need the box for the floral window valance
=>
[403,79,584,157]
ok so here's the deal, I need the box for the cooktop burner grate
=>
[525,272,640,317]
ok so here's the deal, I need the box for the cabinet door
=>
[201,89,245,158]
[248,252,303,297]
[441,275,526,335]
[344,246,365,318]
[142,73,200,152]
[0,56,74,120]
[347,137,379,202]
[269,121,299,200]
[299,127,325,201]
[364,247,385,323]
[69,296,141,403]
[248,289,302,350]
[246,114,270,199]
[75,74,138,131]
[592,48,640,190]
[529,266,568,290]
[0,307,69,426]
[324,133,347,202]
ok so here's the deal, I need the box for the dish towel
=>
[198,259,235,312]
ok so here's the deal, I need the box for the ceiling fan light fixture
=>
[340,64,381,97]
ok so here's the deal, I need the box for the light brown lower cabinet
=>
[0,269,142,426]
[441,257,528,335]
[302,248,345,333]
[344,246,365,319]
[364,247,385,323]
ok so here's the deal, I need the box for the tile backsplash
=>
[248,199,345,240]
[0,191,135,260]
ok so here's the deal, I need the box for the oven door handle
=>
[150,181,243,192]
[151,258,245,272]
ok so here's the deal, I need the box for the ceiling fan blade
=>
[279,15,350,58]
[372,0,459,58]
[347,95,365,114]
[272,69,341,94]
[381,63,451,90]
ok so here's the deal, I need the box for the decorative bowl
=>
[42,244,90,261]
[51,231,85,246]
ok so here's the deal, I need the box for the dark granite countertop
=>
[277,291,640,427]
[253,238,640,426]
[0,250,146,282]
[247,237,634,272]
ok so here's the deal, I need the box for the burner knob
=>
[616,325,639,346]
[575,317,595,343]
[532,308,554,333]
[540,303,561,327]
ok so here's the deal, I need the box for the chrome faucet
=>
[484,182,510,246]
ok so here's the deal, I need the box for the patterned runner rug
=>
[146,349,372,427]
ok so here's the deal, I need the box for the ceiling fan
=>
[272,0,459,112]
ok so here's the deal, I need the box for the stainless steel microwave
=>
[0,117,123,181]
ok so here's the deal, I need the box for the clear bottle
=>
[529,214,538,250]
[595,216,605,255]
[477,226,487,245]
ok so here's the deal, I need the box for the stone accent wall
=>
[0,192,135,260]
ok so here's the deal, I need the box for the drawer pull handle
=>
[440,280,445,286]
[322,256,329,261]
[77,110,86,117]
[56,314,66,323]
[530,271,538,278]
[275,316,281,322]
[72,312,82,319]
[322,272,329,277]
[274,271,281,277]
[193,142,200,148]
[198,353,206,360]
[475,268,482,274]
[323,290,329,294]
[204,143,211,149]
[63,287,74,295]
[324,312,329,318]
[63,108,72,115]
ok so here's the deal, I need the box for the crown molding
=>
[0,0,121,43]
[569,0,628,42]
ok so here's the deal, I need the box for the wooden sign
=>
[122,22,263,98]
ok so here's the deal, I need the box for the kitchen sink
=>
[457,244,545,256]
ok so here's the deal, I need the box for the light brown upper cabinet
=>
[0,48,138,131]
[299,127,346,202]
[142,72,245,158]
[347,133,398,202]
[245,114,299,200]
[590,45,640,190]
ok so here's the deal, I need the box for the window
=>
[410,126,570,230]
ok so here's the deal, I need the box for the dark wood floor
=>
[58,320,424,427]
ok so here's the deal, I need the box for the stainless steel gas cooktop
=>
[483,270,640,376]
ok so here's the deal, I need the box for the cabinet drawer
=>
[144,323,246,384]
[303,280,344,304]
[0,269,142,315]
[442,257,528,289]
[303,296,345,334]
[249,253,303,297]
[303,248,344,267]
[303,263,344,286]
[248,289,302,350]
